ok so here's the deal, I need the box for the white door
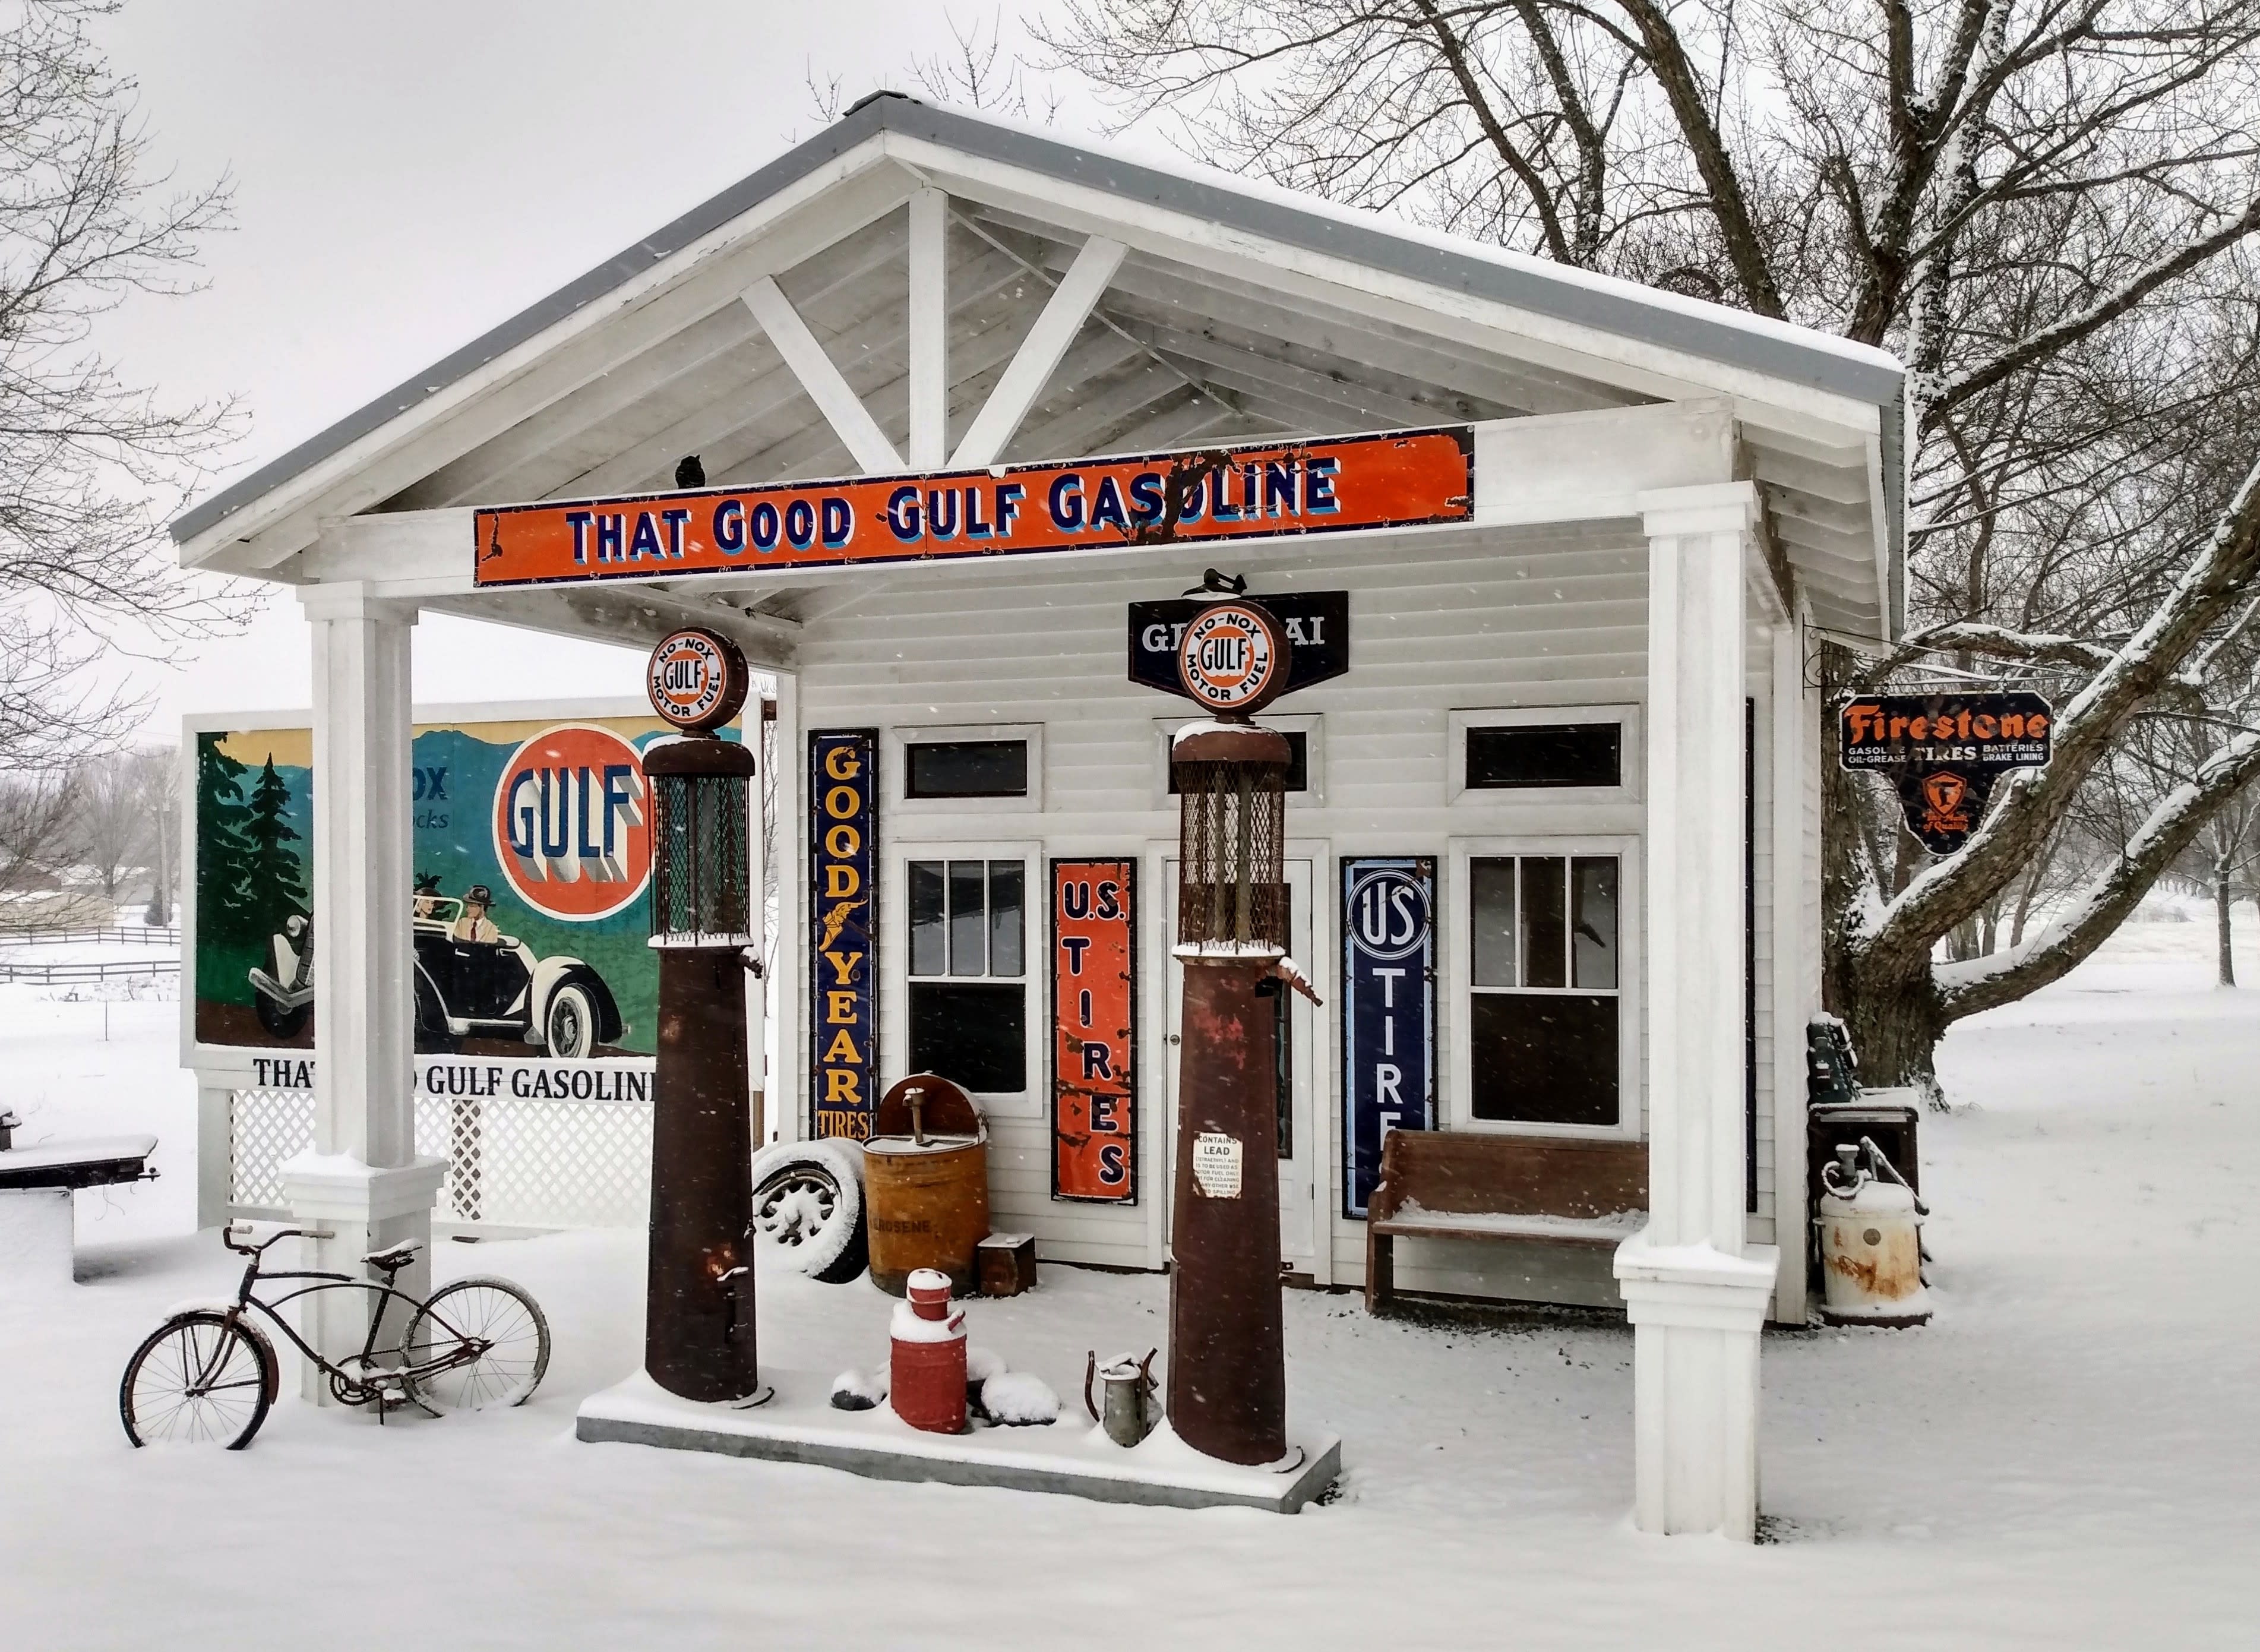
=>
[1164,857,1320,1274]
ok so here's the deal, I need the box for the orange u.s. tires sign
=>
[1052,860,1136,1203]
[473,428,1474,589]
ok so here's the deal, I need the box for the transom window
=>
[908,859,1026,1094]
[1468,854,1621,1126]
[905,740,1028,799]
[1466,723,1621,789]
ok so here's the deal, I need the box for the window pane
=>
[1519,857,1567,988]
[906,740,1028,798]
[1471,858,1518,988]
[1572,857,1619,990]
[909,981,1026,1092]
[988,861,1023,977]
[1466,723,1621,789]
[909,861,945,978]
[1468,993,1619,1126]
[948,861,986,976]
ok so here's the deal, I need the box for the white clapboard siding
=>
[786,519,1782,1297]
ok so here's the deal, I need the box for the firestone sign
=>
[472,429,1474,588]
[1838,691,2053,854]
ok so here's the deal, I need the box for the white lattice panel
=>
[413,1092,651,1228]
[231,1085,650,1230]
[229,1088,315,1211]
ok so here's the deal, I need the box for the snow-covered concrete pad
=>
[577,1369,1342,1513]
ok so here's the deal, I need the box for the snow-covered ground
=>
[2,926,2255,1649]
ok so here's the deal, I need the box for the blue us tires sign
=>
[1342,857,1436,1217]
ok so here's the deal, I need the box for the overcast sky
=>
[90,1,1099,740]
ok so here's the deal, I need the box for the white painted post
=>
[195,1079,234,1230]
[286,582,444,1403]
[908,187,950,469]
[1769,615,1813,1322]
[1616,482,1781,1539]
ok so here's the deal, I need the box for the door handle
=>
[1167,1034,1181,1045]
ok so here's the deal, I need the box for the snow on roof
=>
[172,93,1902,548]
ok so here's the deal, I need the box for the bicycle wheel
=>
[121,1311,277,1449]
[398,1275,550,1414]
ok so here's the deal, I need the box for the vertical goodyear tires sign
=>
[1342,858,1436,1217]
[810,731,878,1140]
[1052,861,1136,1202]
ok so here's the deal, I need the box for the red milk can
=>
[889,1268,967,1433]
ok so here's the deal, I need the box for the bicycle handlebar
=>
[223,1223,336,1256]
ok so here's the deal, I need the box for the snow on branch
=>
[1863,622,2211,710]
[1924,192,2260,424]
[1936,725,2260,1018]
[1861,447,2260,971]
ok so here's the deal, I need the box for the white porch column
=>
[286,581,443,1402]
[195,1078,234,1231]
[1616,483,1781,1539]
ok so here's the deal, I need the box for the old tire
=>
[543,982,598,1060]
[750,1141,867,1284]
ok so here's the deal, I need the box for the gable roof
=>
[172,93,1902,630]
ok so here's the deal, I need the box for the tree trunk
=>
[1832,946,1951,1107]
[2218,861,2237,988]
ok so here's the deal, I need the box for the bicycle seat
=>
[362,1240,422,1273]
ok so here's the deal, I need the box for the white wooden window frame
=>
[1444,833,1643,1142]
[885,836,1045,1120]
[887,722,1045,817]
[1149,712,1326,805]
[1447,703,1642,808]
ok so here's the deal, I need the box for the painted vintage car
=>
[246,898,624,1057]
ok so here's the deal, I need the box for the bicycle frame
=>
[212,1227,489,1406]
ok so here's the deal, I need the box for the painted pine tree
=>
[242,756,308,938]
[194,735,257,946]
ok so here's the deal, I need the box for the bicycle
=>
[119,1224,551,1449]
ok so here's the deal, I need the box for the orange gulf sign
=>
[473,428,1475,589]
[491,724,652,921]
[1052,860,1136,1203]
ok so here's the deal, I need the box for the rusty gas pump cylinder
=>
[641,629,763,1404]
[1167,709,1304,1467]
[889,1268,969,1433]
[863,1073,991,1296]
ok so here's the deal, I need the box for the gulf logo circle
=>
[1178,601,1283,712]
[491,724,652,921]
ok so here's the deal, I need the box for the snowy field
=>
[2,924,2255,1650]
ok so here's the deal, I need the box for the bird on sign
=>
[675,454,705,489]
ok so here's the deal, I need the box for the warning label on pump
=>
[1192,1132,1243,1199]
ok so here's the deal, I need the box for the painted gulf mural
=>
[193,713,738,1059]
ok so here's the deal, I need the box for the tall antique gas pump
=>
[1165,598,1319,1465]
[641,627,767,1404]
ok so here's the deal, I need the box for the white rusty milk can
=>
[1816,1165,1930,1326]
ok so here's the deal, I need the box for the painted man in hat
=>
[451,884,502,943]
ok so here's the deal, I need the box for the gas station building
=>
[172,95,1904,1538]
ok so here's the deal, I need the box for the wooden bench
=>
[1364,1131,1647,1313]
